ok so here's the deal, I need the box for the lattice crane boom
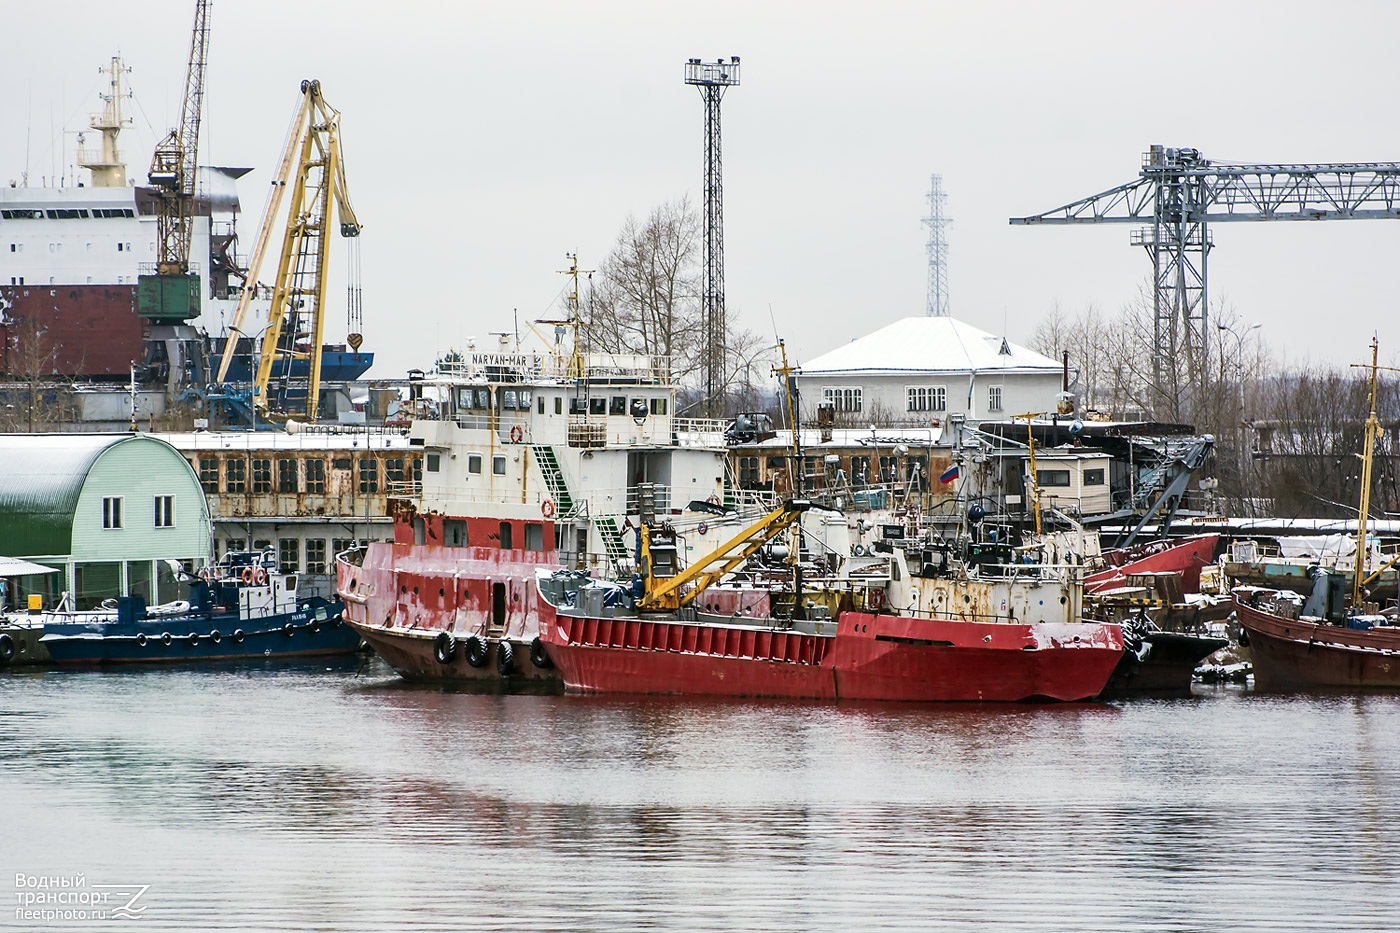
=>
[1011,145,1400,418]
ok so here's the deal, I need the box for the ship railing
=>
[728,488,781,513]
[432,353,674,385]
[384,480,423,498]
[673,417,730,437]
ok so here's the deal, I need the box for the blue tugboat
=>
[39,550,359,665]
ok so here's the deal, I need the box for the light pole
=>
[1216,321,1262,512]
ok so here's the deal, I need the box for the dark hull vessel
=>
[1235,596,1400,691]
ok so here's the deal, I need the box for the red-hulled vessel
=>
[1085,534,1220,594]
[1234,589,1400,691]
[536,505,1126,703]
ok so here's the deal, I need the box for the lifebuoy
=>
[510,424,524,443]
[465,634,489,668]
[0,633,14,663]
[496,640,515,675]
[253,568,268,585]
[706,494,720,505]
[541,498,556,519]
[698,521,709,536]
[433,631,457,665]
[241,567,255,584]
[868,588,885,611]
[530,636,552,669]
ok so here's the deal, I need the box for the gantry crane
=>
[215,79,361,421]
[139,0,210,322]
[1012,145,1400,417]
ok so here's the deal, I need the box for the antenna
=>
[685,56,741,417]
[922,174,952,316]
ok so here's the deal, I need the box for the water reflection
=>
[3,663,1400,931]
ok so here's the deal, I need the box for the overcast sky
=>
[6,0,1399,380]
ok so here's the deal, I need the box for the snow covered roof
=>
[800,317,1061,376]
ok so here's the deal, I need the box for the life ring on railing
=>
[706,494,720,505]
[241,567,255,584]
[253,568,268,585]
[541,498,556,519]
[698,522,709,536]
[868,588,885,611]
[510,424,524,444]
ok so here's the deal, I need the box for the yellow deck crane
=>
[214,79,361,421]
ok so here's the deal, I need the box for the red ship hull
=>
[539,603,1124,703]
[1235,598,1400,691]
[1086,534,1220,594]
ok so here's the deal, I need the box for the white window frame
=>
[989,385,1003,413]
[102,496,123,529]
[906,385,948,413]
[153,494,176,528]
[822,386,863,413]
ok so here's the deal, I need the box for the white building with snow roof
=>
[796,317,1066,427]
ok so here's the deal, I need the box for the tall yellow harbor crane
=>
[215,79,361,420]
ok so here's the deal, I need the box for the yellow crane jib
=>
[636,501,812,612]
[215,78,362,421]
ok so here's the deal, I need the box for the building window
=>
[224,538,246,555]
[850,456,870,483]
[609,396,627,416]
[1037,469,1072,488]
[305,459,326,494]
[569,397,587,415]
[878,456,897,483]
[225,458,246,493]
[907,386,947,413]
[278,458,299,493]
[649,398,667,415]
[358,457,379,493]
[499,521,513,549]
[305,539,328,575]
[426,453,440,473]
[332,538,355,558]
[1084,468,1106,486]
[589,397,607,415]
[198,456,219,493]
[738,456,760,487]
[251,458,273,494]
[384,457,407,486]
[554,397,563,415]
[467,453,483,475]
[988,385,1003,413]
[153,495,175,528]
[822,387,862,413]
[102,496,123,529]
[279,539,301,573]
[524,523,544,551]
[492,455,507,475]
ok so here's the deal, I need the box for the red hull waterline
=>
[1235,599,1400,691]
[540,605,1124,703]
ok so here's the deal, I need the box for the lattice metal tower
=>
[685,56,740,416]
[922,174,952,317]
[1013,144,1400,420]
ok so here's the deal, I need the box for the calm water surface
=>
[2,658,1398,932]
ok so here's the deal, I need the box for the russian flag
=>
[939,464,960,484]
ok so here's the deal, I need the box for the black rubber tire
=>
[161,632,173,647]
[0,633,13,663]
[465,634,489,668]
[232,629,245,644]
[433,631,457,665]
[1238,628,1250,648]
[284,622,295,637]
[135,633,148,648]
[530,636,552,669]
[496,640,515,676]
[187,633,200,647]
[210,630,222,644]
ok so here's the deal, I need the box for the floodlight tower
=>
[685,56,740,417]
[922,174,952,317]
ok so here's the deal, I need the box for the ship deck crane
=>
[140,0,210,322]
[215,79,361,421]
[1011,145,1400,418]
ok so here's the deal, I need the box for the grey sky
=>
[5,0,1397,380]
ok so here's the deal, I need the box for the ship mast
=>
[1352,338,1381,609]
[773,339,805,619]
